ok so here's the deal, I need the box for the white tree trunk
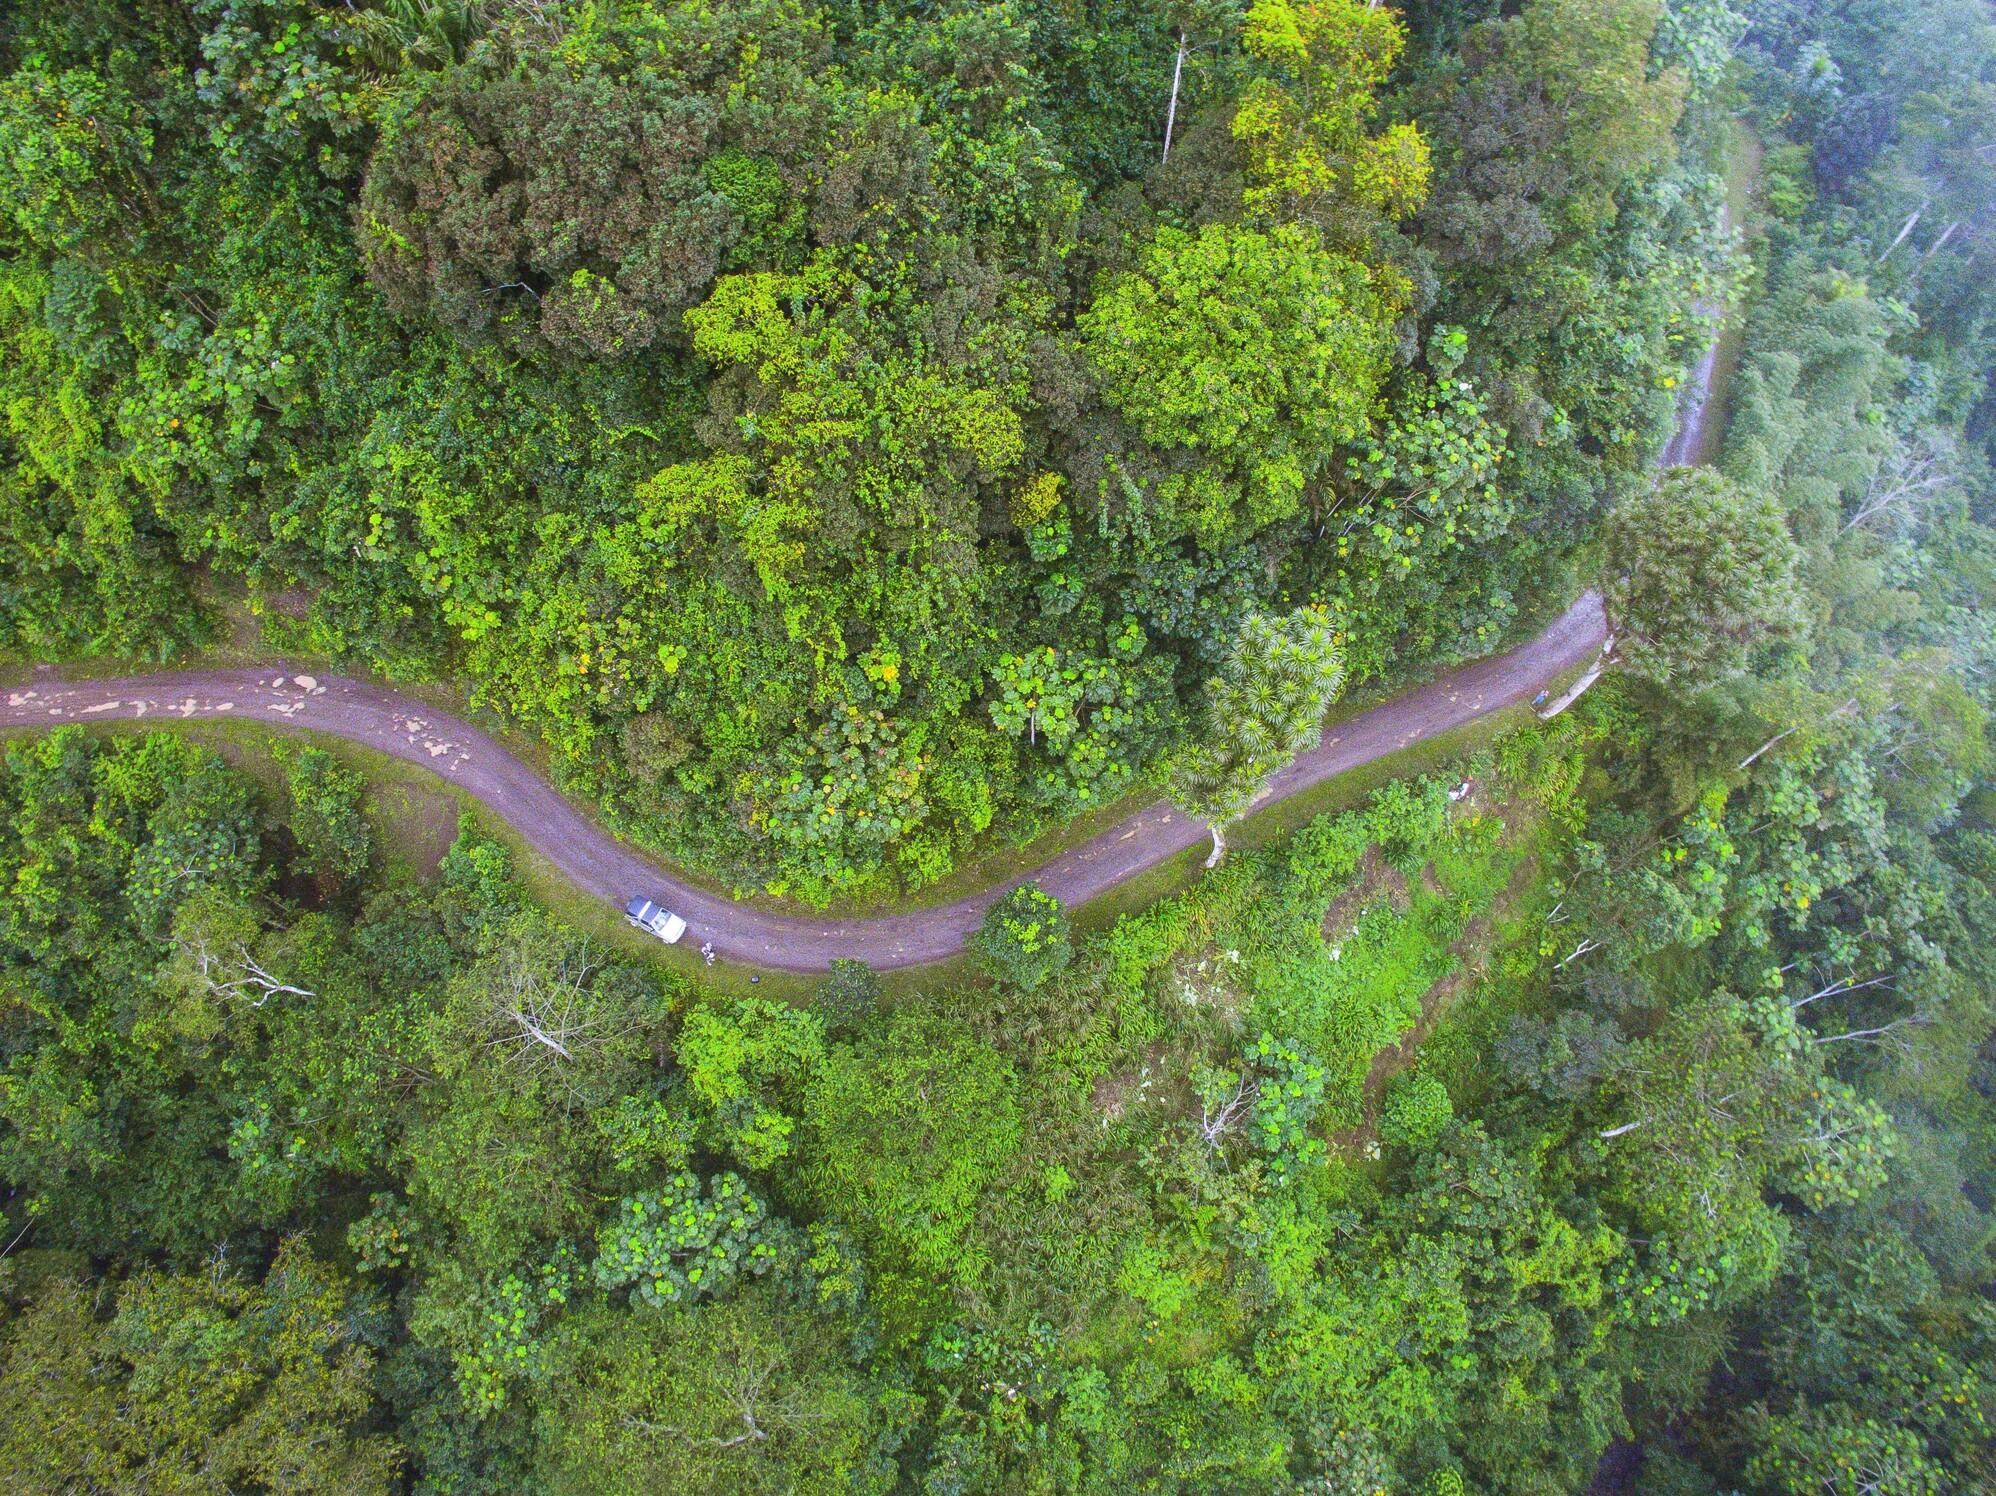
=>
[1161,31,1187,164]
[1877,201,1928,263]
[1204,822,1227,868]
[1738,723,1801,770]
[1739,696,1859,769]
[1918,220,1962,265]
[1536,639,1614,720]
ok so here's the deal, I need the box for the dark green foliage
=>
[0,0,1991,1489]
[532,1287,898,1496]
[1293,331,1517,682]
[1601,466,1806,687]
[972,882,1074,991]
[1412,0,1700,537]
[281,743,371,890]
[357,1,829,355]
[815,957,880,1031]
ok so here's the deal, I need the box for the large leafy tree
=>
[533,1288,894,1496]
[1412,0,1693,532]
[1077,221,1396,548]
[1169,605,1346,864]
[1541,467,1805,715]
[1295,327,1514,681]
[0,1242,400,1493]
[358,0,829,354]
[1232,0,1433,236]
[1603,467,1806,683]
[971,882,1074,992]
[799,1007,1021,1327]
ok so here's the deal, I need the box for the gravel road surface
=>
[0,591,1606,970]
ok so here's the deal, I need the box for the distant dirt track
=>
[0,591,1606,971]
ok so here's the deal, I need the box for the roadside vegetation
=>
[1,0,1992,1492]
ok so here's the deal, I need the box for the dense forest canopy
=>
[1,0,1992,1493]
[0,0,1741,902]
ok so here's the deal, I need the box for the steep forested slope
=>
[2,0,1730,903]
[0,2,1991,1494]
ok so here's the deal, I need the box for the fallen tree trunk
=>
[1537,637,1615,720]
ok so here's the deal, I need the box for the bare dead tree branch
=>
[1200,1074,1258,1151]
[1161,30,1188,164]
[1739,697,1859,770]
[1537,637,1616,720]
[1842,432,1956,535]
[1810,1015,1930,1049]
[180,939,317,1007]
[1555,936,1604,969]
[1917,219,1962,266]
[1876,200,1929,263]
[1789,972,1897,1011]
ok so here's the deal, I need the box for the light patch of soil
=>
[1091,1039,1170,1123]
[260,585,316,622]
[1320,845,1410,944]
[1333,853,1541,1156]
[1162,943,1251,1029]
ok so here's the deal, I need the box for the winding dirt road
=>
[1,592,1606,970]
[1656,198,1736,469]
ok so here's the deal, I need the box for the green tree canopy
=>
[1602,466,1806,688]
[1169,604,1347,863]
[972,882,1074,992]
[1077,221,1396,547]
[533,1289,894,1496]
[0,1242,400,1493]
[358,0,829,354]
[1233,0,1433,234]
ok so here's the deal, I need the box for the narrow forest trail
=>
[1657,192,1741,469]
[1,592,1607,970]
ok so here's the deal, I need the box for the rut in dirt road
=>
[0,591,1606,971]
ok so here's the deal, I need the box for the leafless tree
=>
[620,1344,827,1452]
[1842,430,1957,535]
[1916,219,1964,268]
[463,934,642,1094]
[1199,1071,1258,1150]
[176,936,316,1007]
[476,935,632,1089]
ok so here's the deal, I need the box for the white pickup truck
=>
[624,895,688,945]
